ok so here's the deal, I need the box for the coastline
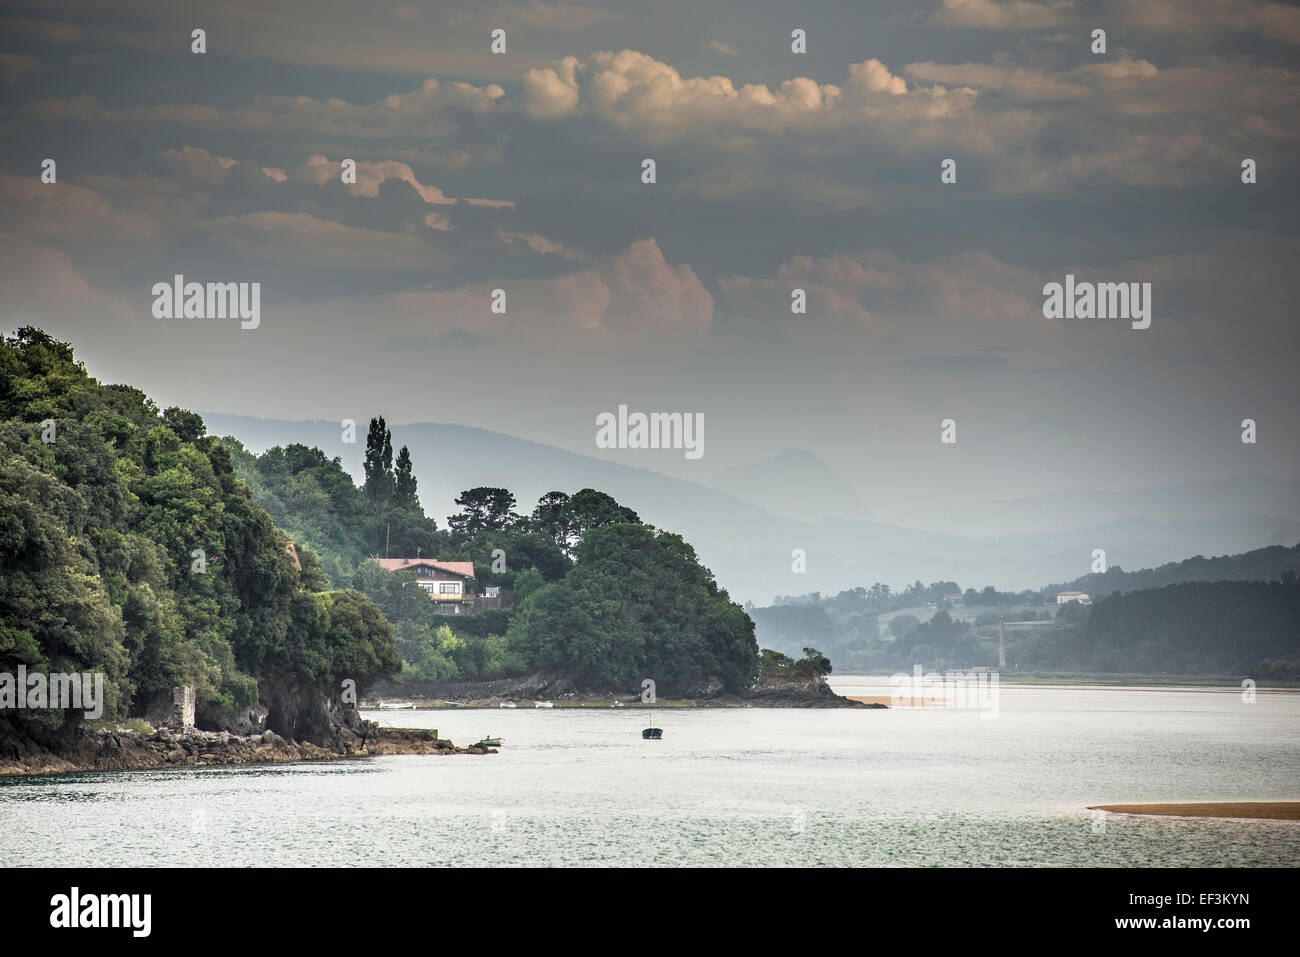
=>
[366,690,881,710]
[379,670,879,709]
[0,725,493,778]
[1089,802,1300,821]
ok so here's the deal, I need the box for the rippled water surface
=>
[3,680,1297,866]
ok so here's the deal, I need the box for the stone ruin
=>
[145,685,195,731]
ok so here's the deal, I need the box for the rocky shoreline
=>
[381,671,883,709]
[0,723,492,778]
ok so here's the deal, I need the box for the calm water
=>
[2,680,1297,866]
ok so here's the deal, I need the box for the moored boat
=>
[534,700,554,708]
[642,727,663,740]
[477,736,503,747]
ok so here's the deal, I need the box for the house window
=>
[440,582,461,594]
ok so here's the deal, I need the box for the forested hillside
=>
[224,433,761,696]
[0,328,399,744]
[1044,544,1300,600]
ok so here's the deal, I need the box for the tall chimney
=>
[998,618,1006,670]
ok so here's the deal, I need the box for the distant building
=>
[942,593,963,603]
[369,558,516,614]
[1056,590,1091,605]
[372,558,477,614]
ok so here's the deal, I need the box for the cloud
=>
[931,0,1076,30]
[0,173,156,240]
[517,49,940,139]
[847,59,908,96]
[707,41,739,56]
[500,230,589,261]
[1124,0,1300,47]
[0,53,40,82]
[319,238,712,344]
[288,154,455,205]
[930,0,1300,47]
[507,1,618,28]
[904,61,1089,101]
[0,238,134,320]
[205,211,444,270]
[718,249,1047,334]
[523,56,582,118]
[3,2,614,76]
[596,237,713,335]
[891,354,1013,372]
[25,77,507,142]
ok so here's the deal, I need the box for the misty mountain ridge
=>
[200,412,1299,604]
[710,448,865,523]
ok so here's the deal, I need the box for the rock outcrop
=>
[0,719,491,777]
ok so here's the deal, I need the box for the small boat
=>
[378,700,415,710]
[641,727,663,740]
[477,736,503,747]
[443,701,459,709]
[499,701,517,709]
[534,701,554,708]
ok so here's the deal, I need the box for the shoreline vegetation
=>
[1089,802,1300,821]
[0,720,493,777]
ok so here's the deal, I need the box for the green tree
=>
[0,328,400,744]
[363,416,394,505]
[448,487,520,544]
[393,445,418,511]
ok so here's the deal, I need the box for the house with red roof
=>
[372,558,477,614]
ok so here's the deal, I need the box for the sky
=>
[2,0,1297,522]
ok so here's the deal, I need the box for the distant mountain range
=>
[891,474,1300,537]
[709,448,863,523]
[1046,543,1300,600]
[200,412,1300,605]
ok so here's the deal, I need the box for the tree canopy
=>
[1,328,399,741]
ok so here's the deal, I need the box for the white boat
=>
[377,700,415,710]
[534,701,554,708]
[499,701,518,709]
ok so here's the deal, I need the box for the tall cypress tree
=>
[394,445,418,511]
[381,428,394,496]
[363,415,394,504]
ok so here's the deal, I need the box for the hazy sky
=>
[2,0,1297,520]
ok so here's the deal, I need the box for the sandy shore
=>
[1089,802,1300,820]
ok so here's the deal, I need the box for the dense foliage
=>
[756,555,1300,676]
[0,328,399,741]
[1077,578,1300,674]
[1043,545,1300,602]
[224,435,758,694]
[507,524,759,694]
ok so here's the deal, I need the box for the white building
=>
[1056,590,1091,605]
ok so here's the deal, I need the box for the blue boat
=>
[642,727,662,740]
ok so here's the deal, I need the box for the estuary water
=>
[2,679,1297,867]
